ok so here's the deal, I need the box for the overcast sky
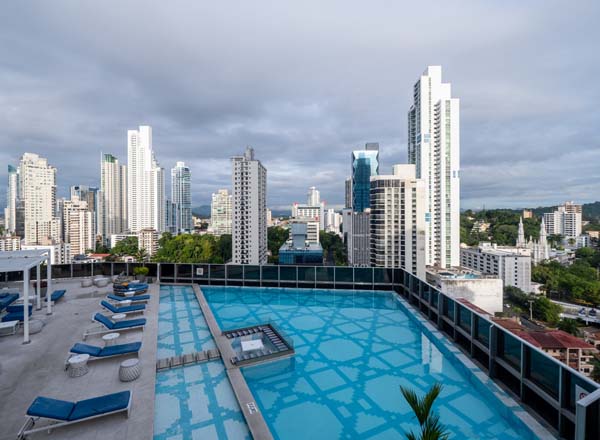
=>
[1,1,599,210]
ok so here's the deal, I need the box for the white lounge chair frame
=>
[17,392,132,439]
[99,303,145,316]
[83,314,145,340]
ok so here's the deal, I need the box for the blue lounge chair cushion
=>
[113,318,146,329]
[94,313,115,329]
[101,300,145,313]
[68,391,131,421]
[51,290,66,301]
[6,304,32,313]
[107,294,150,302]
[70,343,102,356]
[100,342,142,357]
[2,309,33,322]
[0,293,19,310]
[27,396,75,421]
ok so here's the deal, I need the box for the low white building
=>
[22,243,70,264]
[138,228,159,257]
[426,267,503,315]
[289,219,319,243]
[0,235,21,252]
[461,243,531,292]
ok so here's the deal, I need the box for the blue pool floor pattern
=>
[157,284,216,359]
[204,286,531,440]
[154,285,250,440]
[154,361,251,440]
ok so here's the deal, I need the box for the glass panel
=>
[261,265,278,281]
[280,266,296,281]
[566,372,597,412]
[145,263,158,277]
[431,290,439,308]
[244,265,260,280]
[92,263,112,276]
[421,284,430,303]
[226,265,243,280]
[354,268,372,284]
[526,347,559,399]
[210,264,225,279]
[160,263,175,278]
[316,267,334,282]
[458,306,471,333]
[498,330,521,371]
[177,264,193,279]
[112,263,126,277]
[193,264,209,279]
[393,268,403,285]
[443,297,455,321]
[72,264,91,278]
[52,264,71,279]
[335,267,353,283]
[297,266,315,282]
[475,316,490,347]
[373,268,391,284]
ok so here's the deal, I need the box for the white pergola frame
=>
[0,250,52,344]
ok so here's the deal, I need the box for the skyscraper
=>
[100,153,127,244]
[19,153,61,245]
[408,66,460,268]
[370,164,426,278]
[543,202,582,238]
[231,147,267,265]
[171,161,192,233]
[70,185,100,238]
[351,143,379,212]
[307,186,320,206]
[62,197,94,256]
[210,189,232,236]
[4,165,20,234]
[127,125,165,233]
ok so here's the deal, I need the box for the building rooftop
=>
[494,318,596,350]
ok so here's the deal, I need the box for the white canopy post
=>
[23,269,30,344]
[36,265,41,310]
[46,257,52,315]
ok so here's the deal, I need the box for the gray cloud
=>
[1,1,599,210]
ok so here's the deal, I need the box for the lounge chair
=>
[107,293,149,304]
[83,313,145,340]
[67,342,141,365]
[1,304,33,322]
[0,292,19,311]
[17,391,131,439]
[49,290,66,302]
[100,300,145,315]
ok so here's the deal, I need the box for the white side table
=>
[119,358,141,382]
[0,320,19,336]
[112,313,126,322]
[68,354,90,377]
[102,332,120,346]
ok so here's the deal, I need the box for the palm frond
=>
[420,413,449,440]
[400,385,427,425]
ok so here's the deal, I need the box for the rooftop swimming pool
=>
[204,286,538,440]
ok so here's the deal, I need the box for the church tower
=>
[516,217,526,247]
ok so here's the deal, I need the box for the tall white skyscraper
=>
[307,186,320,206]
[408,66,460,268]
[100,153,128,243]
[370,164,426,278]
[19,153,61,245]
[211,189,232,236]
[231,147,267,265]
[171,161,192,233]
[127,126,165,233]
[4,165,19,234]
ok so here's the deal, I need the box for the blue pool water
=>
[154,285,250,440]
[204,286,533,440]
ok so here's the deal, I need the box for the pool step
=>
[156,349,221,371]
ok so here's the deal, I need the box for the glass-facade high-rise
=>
[351,143,379,212]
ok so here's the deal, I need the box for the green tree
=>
[320,231,348,266]
[400,383,449,440]
[268,226,289,263]
[111,237,138,257]
[134,247,149,263]
[557,318,580,336]
[533,296,561,324]
[217,234,232,263]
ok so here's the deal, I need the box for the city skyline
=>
[1,2,599,210]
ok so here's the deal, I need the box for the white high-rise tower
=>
[19,153,61,245]
[211,189,232,236]
[171,161,192,233]
[127,126,165,233]
[231,147,267,265]
[4,165,20,234]
[100,153,127,242]
[307,186,320,206]
[408,66,460,268]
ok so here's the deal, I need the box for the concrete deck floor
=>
[0,279,159,440]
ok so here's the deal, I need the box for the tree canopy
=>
[153,233,230,263]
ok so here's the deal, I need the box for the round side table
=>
[119,358,141,382]
[102,332,120,347]
[68,354,90,377]
[112,313,126,322]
